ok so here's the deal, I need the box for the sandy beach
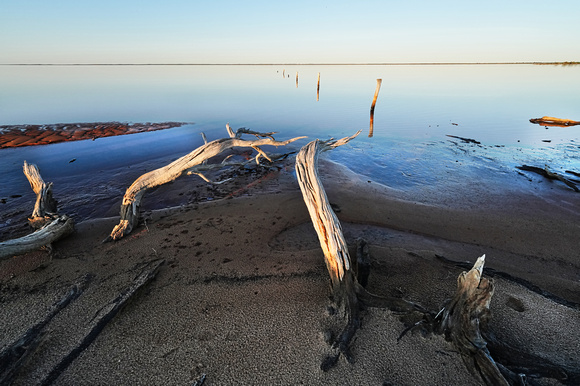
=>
[1,158,579,385]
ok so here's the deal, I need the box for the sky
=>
[1,0,579,64]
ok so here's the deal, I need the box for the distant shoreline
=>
[1,61,579,66]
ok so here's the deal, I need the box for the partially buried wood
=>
[40,259,164,386]
[106,124,306,241]
[434,255,509,386]
[0,162,74,260]
[0,275,90,385]
[516,165,579,192]
[295,133,425,371]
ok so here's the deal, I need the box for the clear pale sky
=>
[1,0,579,64]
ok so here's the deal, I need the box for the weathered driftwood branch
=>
[0,162,74,260]
[516,165,579,192]
[295,133,360,287]
[106,125,306,241]
[434,255,509,386]
[0,275,90,385]
[296,132,425,370]
[40,259,164,386]
[0,216,74,260]
[529,116,580,127]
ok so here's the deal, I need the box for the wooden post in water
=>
[296,72,299,88]
[317,72,320,101]
[369,79,382,138]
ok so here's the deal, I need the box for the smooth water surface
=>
[1,64,579,238]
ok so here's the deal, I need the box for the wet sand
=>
[1,159,579,385]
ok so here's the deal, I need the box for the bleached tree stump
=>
[0,162,74,260]
[23,160,58,229]
[106,125,306,241]
[434,255,509,385]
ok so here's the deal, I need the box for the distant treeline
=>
[534,61,580,66]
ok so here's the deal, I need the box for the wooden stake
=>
[369,79,382,137]
[296,72,299,88]
[317,72,320,101]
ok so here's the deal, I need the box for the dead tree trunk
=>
[434,255,509,385]
[295,133,424,370]
[106,124,305,241]
[0,162,74,259]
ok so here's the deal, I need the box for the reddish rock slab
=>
[0,122,187,149]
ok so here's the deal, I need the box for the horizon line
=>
[1,61,579,66]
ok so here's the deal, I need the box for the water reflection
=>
[1,64,579,233]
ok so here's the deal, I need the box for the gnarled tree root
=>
[432,255,509,385]
[433,253,580,384]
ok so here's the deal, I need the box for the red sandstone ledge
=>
[0,122,187,149]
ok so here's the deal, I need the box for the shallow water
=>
[1,64,579,239]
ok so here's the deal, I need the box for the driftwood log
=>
[295,133,425,370]
[0,162,74,259]
[529,116,580,127]
[106,125,306,241]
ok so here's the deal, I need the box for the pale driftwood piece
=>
[23,161,58,229]
[295,133,425,370]
[0,276,90,385]
[295,134,360,287]
[0,216,74,260]
[529,116,580,126]
[106,125,306,241]
[0,162,74,259]
[434,255,509,386]
[40,259,164,386]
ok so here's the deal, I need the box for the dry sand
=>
[1,159,579,385]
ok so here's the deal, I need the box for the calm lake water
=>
[1,64,579,238]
